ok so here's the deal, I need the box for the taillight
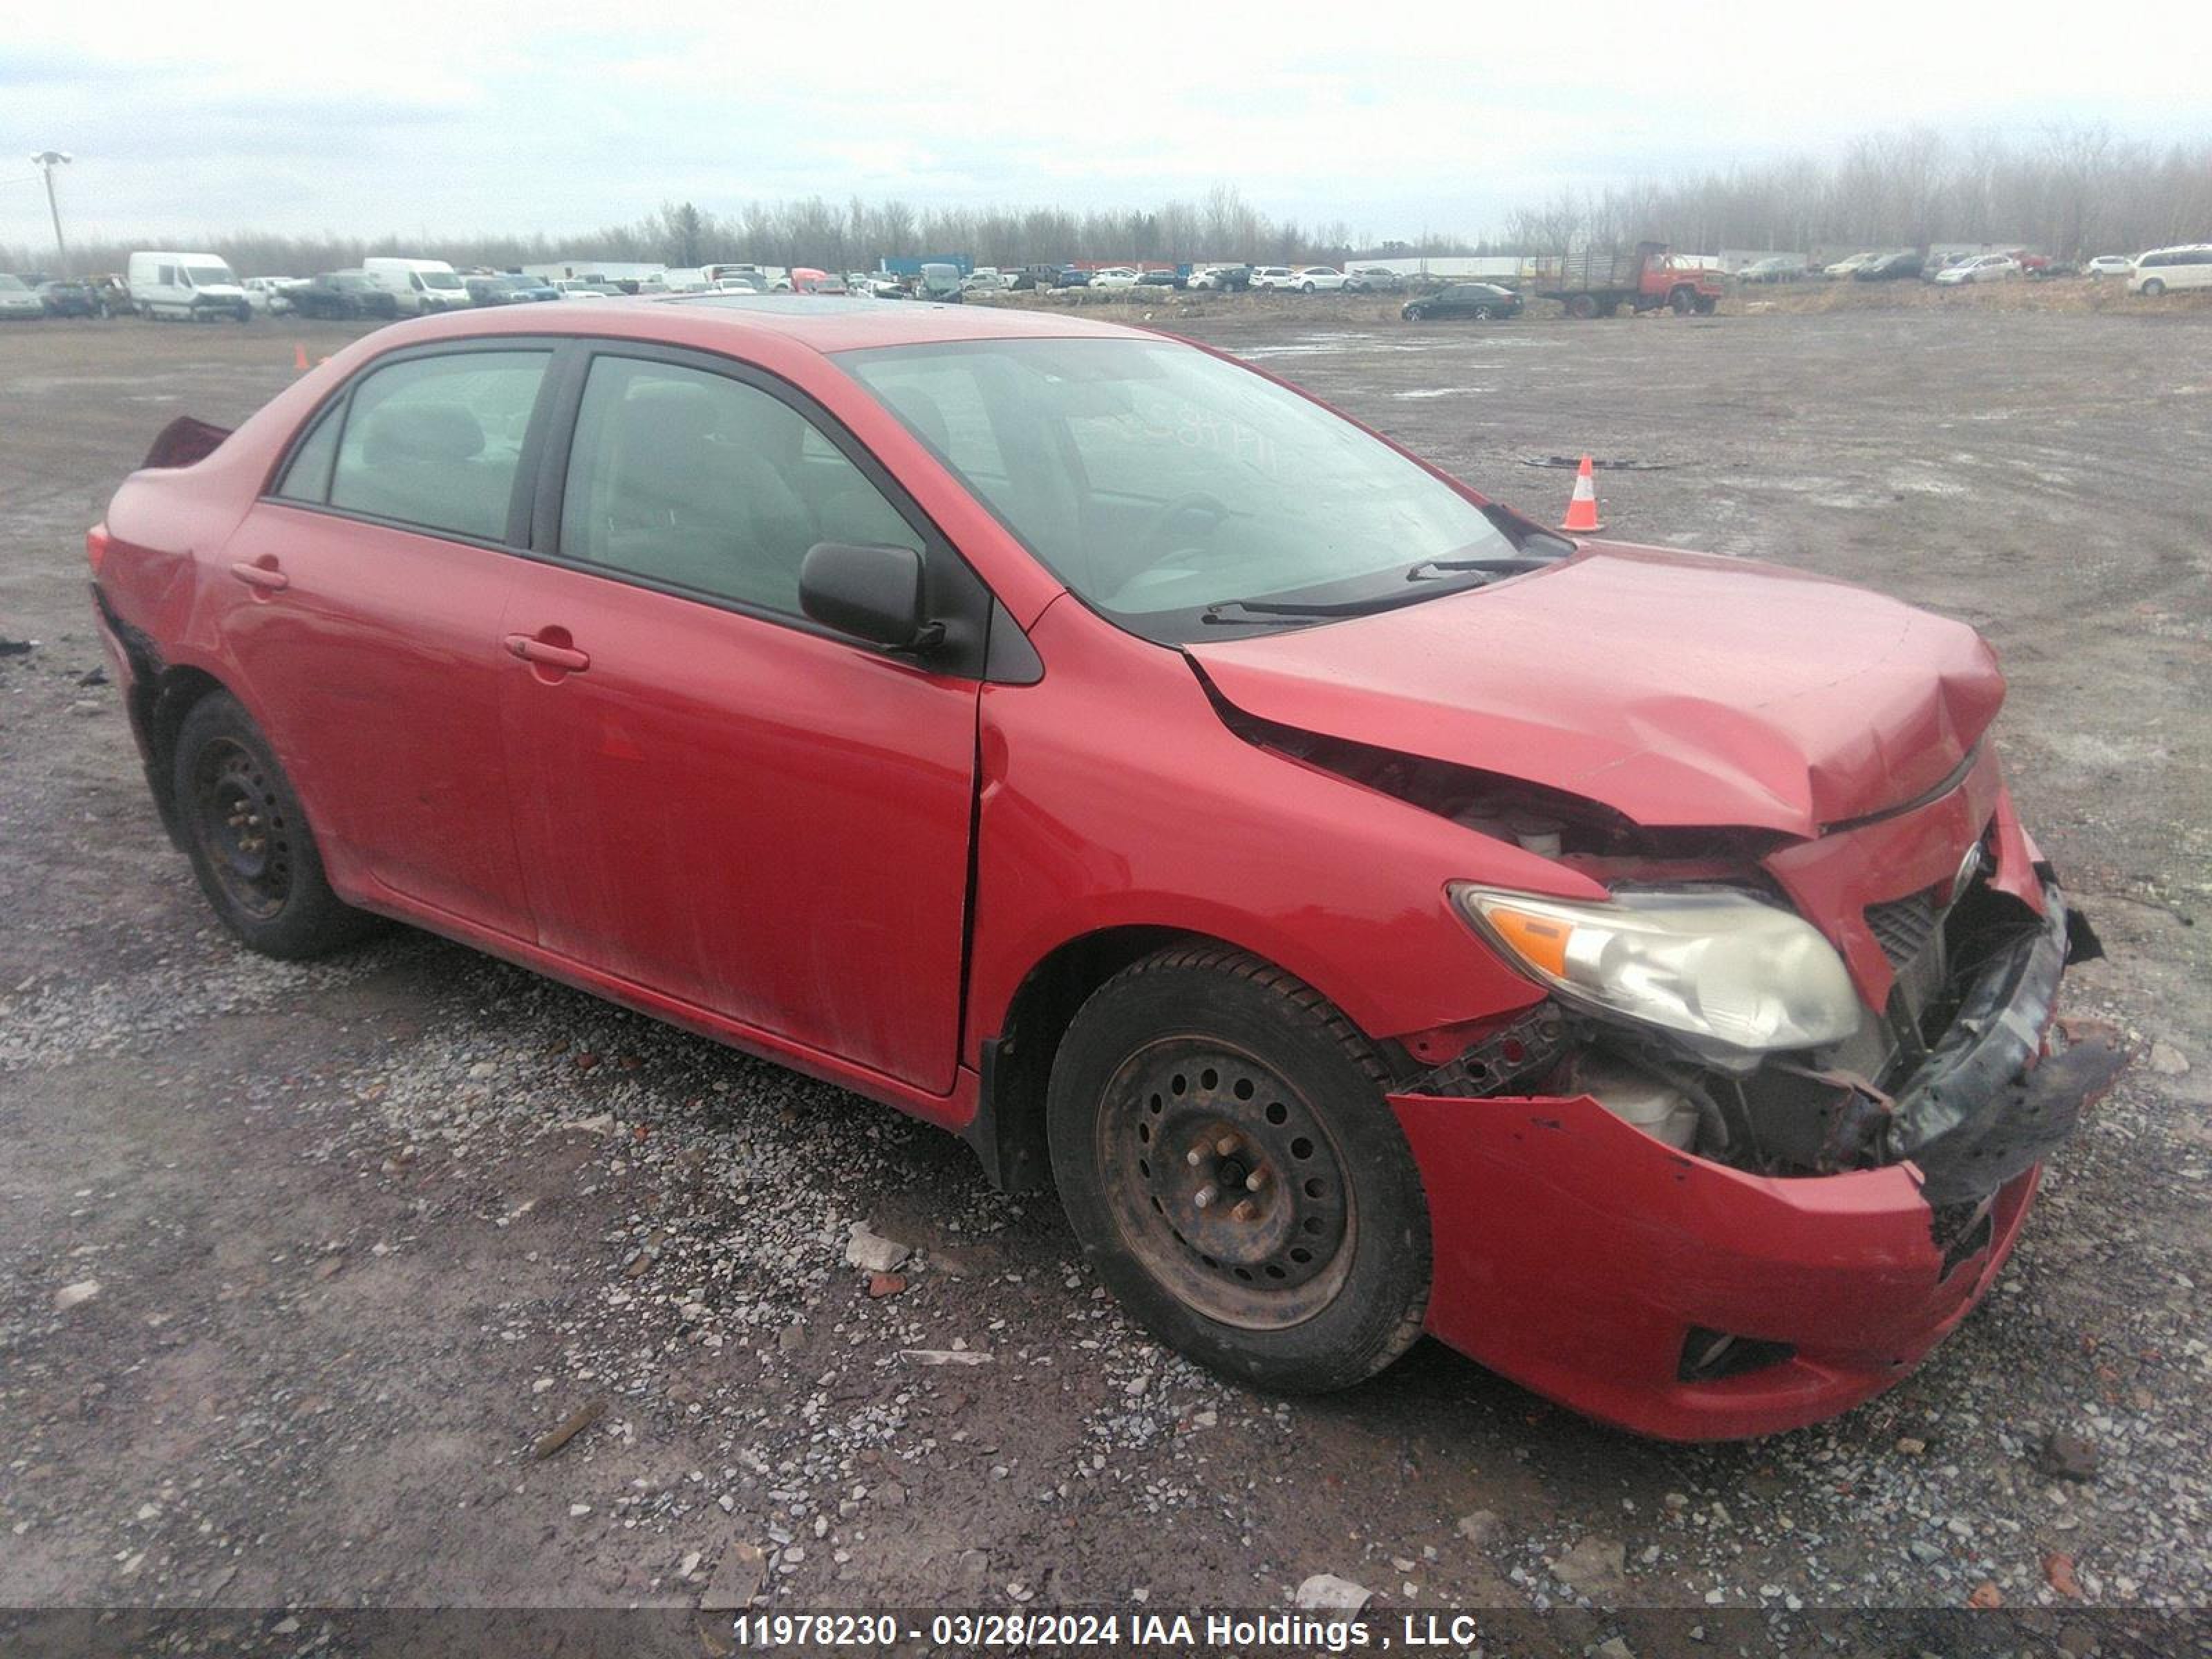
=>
[86,522,112,577]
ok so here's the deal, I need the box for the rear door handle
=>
[503,633,590,673]
[229,561,289,592]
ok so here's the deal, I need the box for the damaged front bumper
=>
[1390,881,2127,1441]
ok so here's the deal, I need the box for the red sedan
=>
[86,298,2124,1438]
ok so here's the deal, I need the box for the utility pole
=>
[30,151,72,272]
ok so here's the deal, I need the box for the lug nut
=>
[1244,1168,1268,1192]
[1215,1134,1241,1157]
[1185,1147,1206,1168]
[1193,1184,1219,1210]
[1230,1200,1258,1222]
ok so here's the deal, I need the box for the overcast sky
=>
[8,2,2210,252]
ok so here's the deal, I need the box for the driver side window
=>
[558,355,920,616]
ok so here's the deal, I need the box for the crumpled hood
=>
[1188,545,2005,838]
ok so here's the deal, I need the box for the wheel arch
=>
[969,922,1378,1193]
[138,663,234,844]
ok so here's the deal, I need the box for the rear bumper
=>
[1391,888,2127,1441]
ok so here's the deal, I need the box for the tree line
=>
[8,128,2206,277]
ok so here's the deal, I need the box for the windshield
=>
[0,275,26,292]
[841,337,1535,644]
[183,265,235,288]
[422,270,465,290]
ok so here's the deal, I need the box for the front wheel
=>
[173,693,375,959]
[2141,278,2166,297]
[1694,294,1718,315]
[1047,945,1432,1394]
[1669,287,1694,314]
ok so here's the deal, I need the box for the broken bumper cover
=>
[1390,888,2126,1442]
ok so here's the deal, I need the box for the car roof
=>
[352,292,1153,358]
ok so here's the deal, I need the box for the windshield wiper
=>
[1402,556,1537,583]
[1199,586,1469,624]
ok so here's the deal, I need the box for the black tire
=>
[1669,287,1694,315]
[1047,944,1431,1394]
[1565,294,1598,319]
[2141,278,2165,297]
[1694,294,1718,315]
[171,692,373,959]
[1472,305,1493,320]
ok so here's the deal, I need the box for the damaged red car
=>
[87,299,2124,1439]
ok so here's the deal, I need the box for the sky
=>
[7,0,2211,252]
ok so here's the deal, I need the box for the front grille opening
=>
[1678,1327,1797,1384]
[1867,892,1939,968]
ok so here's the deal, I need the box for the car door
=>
[218,342,555,938]
[496,344,985,1092]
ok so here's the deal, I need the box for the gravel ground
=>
[1,299,2208,1652]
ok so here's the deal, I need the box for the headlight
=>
[1450,883,1861,1052]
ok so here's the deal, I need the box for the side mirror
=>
[799,542,941,652]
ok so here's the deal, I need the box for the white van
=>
[361,256,472,315]
[127,251,251,321]
[2128,245,2212,297]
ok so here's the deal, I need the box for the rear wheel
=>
[1565,294,1599,319]
[1047,945,1431,1394]
[173,693,374,959]
[2141,278,2166,297]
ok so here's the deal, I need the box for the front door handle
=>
[503,632,590,674]
[229,560,289,592]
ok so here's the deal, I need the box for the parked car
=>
[128,250,252,321]
[1854,252,1925,282]
[1342,266,1403,292]
[1933,254,2018,286]
[850,272,907,299]
[0,273,46,319]
[362,257,471,316]
[1734,256,1806,284]
[1401,282,1522,322]
[1088,268,1141,290]
[1186,264,1250,292]
[1291,266,1346,293]
[1053,267,1091,289]
[87,275,133,317]
[917,264,965,303]
[1135,269,1183,289]
[1538,242,1723,317]
[36,279,101,317]
[1248,267,1295,291]
[241,277,298,315]
[2083,254,2135,279]
[86,301,2121,1441]
[960,270,1009,294]
[2128,245,2212,297]
[1822,252,1882,279]
[287,272,402,321]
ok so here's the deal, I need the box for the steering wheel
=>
[1134,491,1232,563]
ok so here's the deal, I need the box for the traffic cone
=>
[1559,454,1606,534]
[292,343,309,372]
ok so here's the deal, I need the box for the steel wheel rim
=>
[1094,1036,1356,1331]
[190,738,293,919]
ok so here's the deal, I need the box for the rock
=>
[865,1272,907,1300]
[679,1549,702,1580]
[1455,1510,1501,1547]
[2043,1551,2082,1599]
[899,1348,989,1367]
[1293,1573,1372,1612]
[569,1503,593,1518]
[71,700,105,716]
[2039,1431,2099,1482]
[700,1541,766,1612]
[0,637,37,657]
[78,666,108,686]
[1895,1436,1928,1455]
[1596,1639,1636,1659]
[532,1398,606,1461]
[2147,1042,2190,1077]
[566,1113,616,1135]
[1550,1535,1629,1597]
[54,1280,102,1311]
[1967,1581,2003,1609]
[845,1224,910,1274]
[1909,1540,1945,1564]
[778,1323,805,1352]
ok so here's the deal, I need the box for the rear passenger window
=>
[326,350,550,541]
[559,356,919,615]
[274,404,343,503]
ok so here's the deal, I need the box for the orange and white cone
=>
[1559,453,1606,534]
[292,343,310,372]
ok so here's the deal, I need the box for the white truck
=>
[361,256,472,316]
[127,251,252,322]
